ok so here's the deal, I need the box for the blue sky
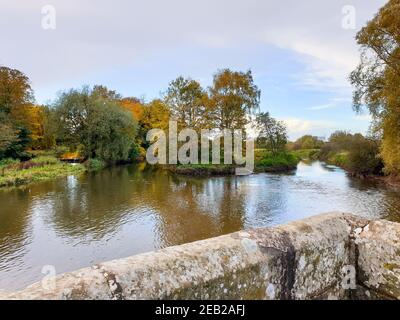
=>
[0,0,387,139]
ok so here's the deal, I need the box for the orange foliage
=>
[119,98,143,121]
[60,152,82,160]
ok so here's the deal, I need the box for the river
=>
[1,161,400,290]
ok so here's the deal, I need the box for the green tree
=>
[165,76,207,130]
[54,86,138,162]
[256,112,288,154]
[0,122,18,155]
[350,0,400,174]
[209,69,260,130]
[346,136,383,176]
[328,131,354,150]
[292,135,324,150]
[0,126,32,160]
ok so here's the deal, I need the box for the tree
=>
[292,135,324,150]
[0,125,32,160]
[119,97,144,122]
[0,123,18,155]
[346,136,383,176]
[165,76,208,130]
[54,86,138,161]
[141,99,170,131]
[328,131,354,150]
[0,66,36,159]
[350,0,400,174]
[0,66,34,114]
[209,69,260,131]
[256,112,287,154]
[92,85,122,101]
[10,104,46,149]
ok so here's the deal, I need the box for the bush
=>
[84,158,106,172]
[329,152,348,168]
[129,144,146,161]
[0,158,20,168]
[346,138,383,176]
[318,132,384,176]
[54,145,70,158]
[256,152,300,172]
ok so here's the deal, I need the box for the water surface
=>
[1,161,400,290]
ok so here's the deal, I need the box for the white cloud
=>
[307,102,337,111]
[283,118,336,140]
[0,0,387,101]
[307,97,352,111]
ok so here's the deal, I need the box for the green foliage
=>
[346,137,383,175]
[291,149,320,160]
[328,152,348,168]
[0,120,18,154]
[53,86,138,162]
[0,126,32,160]
[291,135,324,150]
[318,131,383,175]
[256,112,288,154]
[169,164,235,176]
[164,76,207,130]
[84,158,106,172]
[0,158,20,168]
[31,155,59,165]
[0,155,85,188]
[255,150,300,172]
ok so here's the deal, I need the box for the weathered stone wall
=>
[355,220,400,299]
[0,212,399,300]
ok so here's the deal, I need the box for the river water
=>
[1,161,400,290]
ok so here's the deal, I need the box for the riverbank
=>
[165,151,300,176]
[0,155,86,189]
[292,148,400,188]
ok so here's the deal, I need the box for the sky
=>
[0,0,388,140]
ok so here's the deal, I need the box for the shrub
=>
[0,158,20,168]
[84,158,106,172]
[256,152,300,171]
[346,138,383,176]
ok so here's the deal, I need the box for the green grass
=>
[166,150,301,176]
[166,164,235,176]
[255,151,300,172]
[0,155,85,188]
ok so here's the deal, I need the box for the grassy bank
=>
[255,150,300,172]
[0,155,86,189]
[165,164,236,176]
[165,150,301,176]
[291,148,350,170]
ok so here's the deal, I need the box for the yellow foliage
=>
[10,104,45,145]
